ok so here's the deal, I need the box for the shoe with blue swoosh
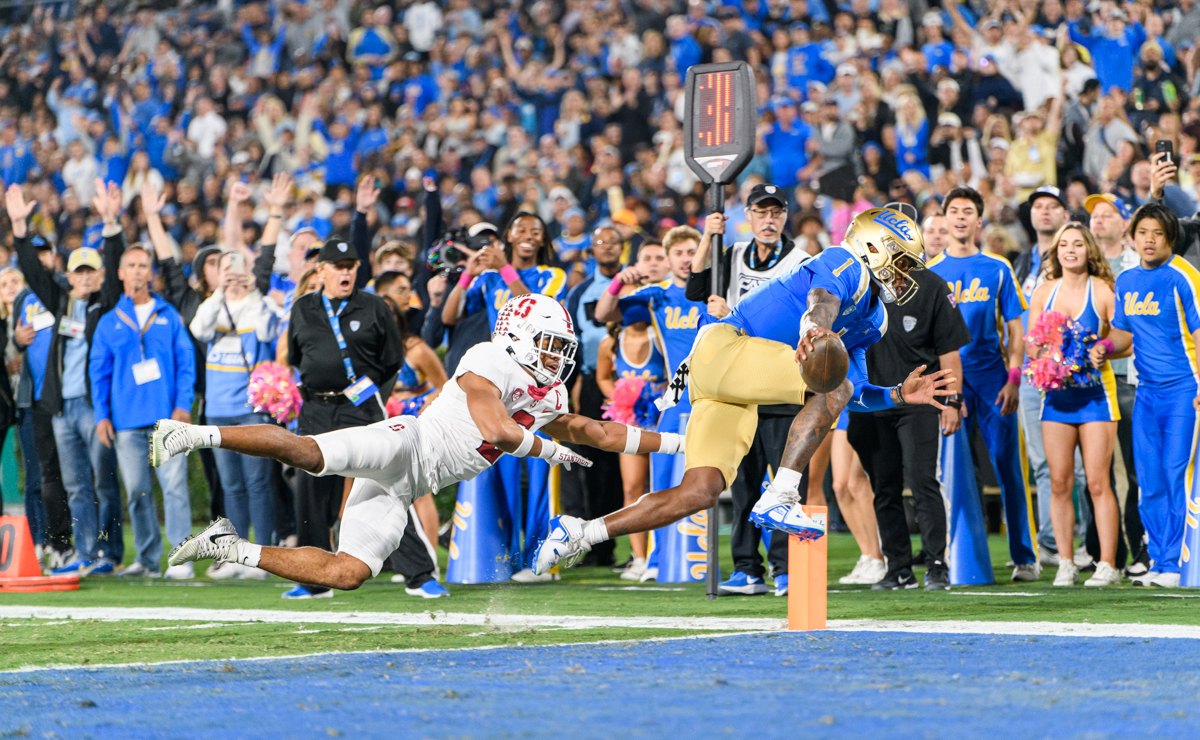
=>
[532,515,591,576]
[168,517,242,567]
[748,483,826,540]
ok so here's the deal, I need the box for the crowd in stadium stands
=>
[0,0,1197,593]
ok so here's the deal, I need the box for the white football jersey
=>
[416,340,568,490]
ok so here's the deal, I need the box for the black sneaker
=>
[871,570,918,590]
[924,562,951,591]
[610,557,633,573]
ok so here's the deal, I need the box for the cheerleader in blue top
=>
[1026,223,1122,587]
[595,306,667,581]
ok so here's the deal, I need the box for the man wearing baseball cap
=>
[280,238,406,598]
[685,182,812,595]
[6,181,126,576]
[1085,192,1148,575]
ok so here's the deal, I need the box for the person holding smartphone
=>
[1148,148,1200,263]
[188,250,284,579]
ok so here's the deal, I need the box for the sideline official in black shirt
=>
[847,267,970,591]
[285,240,403,598]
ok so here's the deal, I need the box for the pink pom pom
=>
[386,395,405,418]
[247,361,303,424]
[602,377,646,426]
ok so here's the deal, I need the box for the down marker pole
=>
[787,506,827,630]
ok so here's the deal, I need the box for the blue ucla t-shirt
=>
[928,250,1027,377]
[1113,255,1200,390]
[618,280,711,375]
[466,265,568,329]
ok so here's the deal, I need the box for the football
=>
[801,333,850,394]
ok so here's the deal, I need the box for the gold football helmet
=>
[842,207,926,305]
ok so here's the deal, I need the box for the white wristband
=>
[513,428,536,457]
[658,432,683,455]
[536,438,559,460]
[623,426,642,455]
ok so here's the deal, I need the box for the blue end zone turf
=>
[4,631,1199,738]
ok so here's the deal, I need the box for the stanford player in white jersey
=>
[151,295,683,592]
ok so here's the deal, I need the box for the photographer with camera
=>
[419,176,493,375]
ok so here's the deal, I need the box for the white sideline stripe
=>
[828,619,1200,639]
[0,606,786,632]
[2,607,1197,640]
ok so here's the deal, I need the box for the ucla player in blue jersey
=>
[1094,203,1200,588]
[927,188,1040,581]
[594,225,709,580]
[1029,223,1123,588]
[535,208,955,573]
[440,213,568,580]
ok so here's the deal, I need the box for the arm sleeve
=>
[100,227,126,305]
[685,269,711,302]
[88,328,114,422]
[13,236,62,311]
[351,210,372,289]
[287,306,304,369]
[845,346,896,412]
[1068,21,1095,49]
[253,240,276,296]
[420,300,446,350]
[173,317,196,411]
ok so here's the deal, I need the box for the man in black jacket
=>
[7,180,125,575]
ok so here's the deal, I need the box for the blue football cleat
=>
[748,486,826,540]
[86,560,115,575]
[774,574,788,596]
[282,584,333,600]
[532,515,591,575]
[52,558,105,576]
[718,571,769,596]
[406,580,450,598]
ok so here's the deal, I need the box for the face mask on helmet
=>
[493,294,578,387]
[843,208,926,306]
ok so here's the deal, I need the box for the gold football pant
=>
[685,324,808,488]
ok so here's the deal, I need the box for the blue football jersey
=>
[618,280,711,375]
[1113,255,1200,390]
[465,265,569,329]
[927,251,1027,376]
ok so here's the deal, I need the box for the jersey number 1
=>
[476,410,536,463]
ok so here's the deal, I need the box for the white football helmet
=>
[494,294,578,387]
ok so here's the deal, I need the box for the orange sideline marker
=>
[787,506,826,631]
[0,515,79,593]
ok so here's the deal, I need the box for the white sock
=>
[583,518,609,547]
[234,541,262,568]
[194,425,222,448]
[772,467,803,493]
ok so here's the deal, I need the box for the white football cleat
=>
[1150,571,1181,588]
[169,518,243,567]
[748,484,826,540]
[531,515,591,575]
[150,419,217,467]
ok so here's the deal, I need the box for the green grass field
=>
[1,528,1196,671]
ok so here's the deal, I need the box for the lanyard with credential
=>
[321,293,357,383]
[114,307,161,361]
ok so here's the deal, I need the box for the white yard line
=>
[3,606,1197,641]
[0,606,786,632]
